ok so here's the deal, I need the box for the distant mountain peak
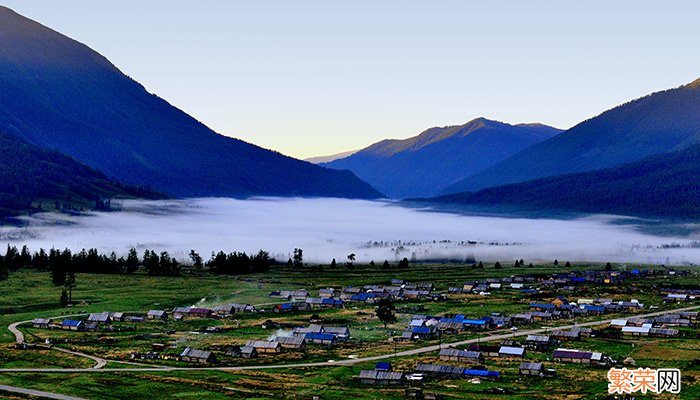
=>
[0,6,382,199]
[323,119,561,198]
[686,77,700,90]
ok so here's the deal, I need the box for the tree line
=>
[0,245,277,280]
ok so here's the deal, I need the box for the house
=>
[321,298,344,308]
[274,303,294,313]
[498,346,526,358]
[147,310,168,320]
[375,362,392,371]
[32,318,51,329]
[61,320,84,331]
[663,294,689,303]
[405,327,430,340]
[305,297,324,308]
[581,305,606,315]
[246,340,281,353]
[622,326,650,336]
[531,312,553,322]
[358,370,404,385]
[461,319,488,330]
[305,332,338,345]
[551,329,581,341]
[462,369,501,380]
[277,336,305,350]
[323,326,350,341]
[87,312,111,324]
[649,328,679,337]
[240,346,258,358]
[85,323,99,332]
[525,335,554,351]
[109,312,126,322]
[438,348,483,364]
[609,319,628,329]
[319,288,336,298]
[436,320,463,334]
[552,348,605,365]
[519,362,544,376]
[293,324,324,337]
[529,303,555,312]
[415,364,465,379]
[512,313,533,325]
[180,347,215,364]
[467,344,500,357]
[550,297,569,307]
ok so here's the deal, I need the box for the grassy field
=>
[0,262,698,399]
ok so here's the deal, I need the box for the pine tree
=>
[59,289,69,307]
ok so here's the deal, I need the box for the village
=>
[1,261,695,399]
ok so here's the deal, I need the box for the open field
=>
[0,262,698,399]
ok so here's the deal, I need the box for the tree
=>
[565,261,571,268]
[477,261,484,269]
[347,253,356,265]
[494,261,502,269]
[51,263,66,286]
[0,262,8,281]
[189,250,203,271]
[64,271,76,303]
[383,260,390,269]
[375,298,397,328]
[605,262,612,271]
[293,248,303,267]
[330,258,336,268]
[554,259,559,266]
[125,248,140,274]
[59,289,69,307]
[398,257,409,269]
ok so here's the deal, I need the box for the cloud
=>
[2,197,700,265]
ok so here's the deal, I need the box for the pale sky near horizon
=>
[3,1,700,159]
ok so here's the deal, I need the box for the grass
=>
[0,262,698,398]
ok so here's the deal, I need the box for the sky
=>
[3,1,700,159]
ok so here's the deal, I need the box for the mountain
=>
[443,78,700,195]
[434,144,700,218]
[0,6,381,199]
[0,129,158,217]
[322,118,561,198]
[305,149,360,164]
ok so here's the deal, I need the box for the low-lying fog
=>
[2,197,700,266]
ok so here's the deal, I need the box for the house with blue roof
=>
[61,319,84,331]
[305,332,338,345]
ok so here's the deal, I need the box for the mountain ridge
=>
[432,144,700,219]
[0,6,382,199]
[442,78,700,195]
[323,118,561,198]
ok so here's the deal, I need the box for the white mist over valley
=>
[2,198,700,266]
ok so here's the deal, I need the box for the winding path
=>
[3,304,698,374]
[0,384,88,400]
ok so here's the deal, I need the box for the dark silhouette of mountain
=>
[322,118,561,198]
[0,6,381,199]
[443,78,700,195]
[434,144,700,218]
[0,129,159,217]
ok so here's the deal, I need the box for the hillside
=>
[323,118,561,198]
[305,149,360,164]
[434,144,700,218]
[0,6,381,199]
[443,78,700,194]
[0,130,158,217]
